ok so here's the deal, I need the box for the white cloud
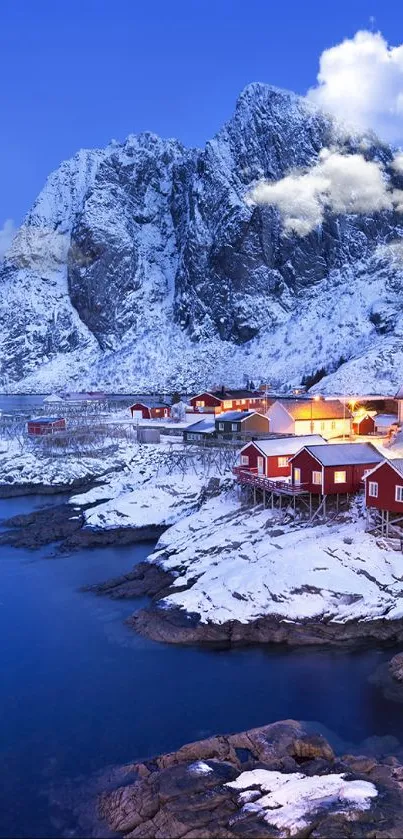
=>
[247,149,394,235]
[0,219,17,261]
[392,152,403,173]
[307,30,403,144]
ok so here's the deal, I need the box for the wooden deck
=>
[233,467,309,496]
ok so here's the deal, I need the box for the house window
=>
[231,423,238,431]
[320,421,325,431]
[241,399,246,405]
[218,422,224,431]
[331,420,336,430]
[368,481,378,498]
[334,470,347,484]
[195,400,205,408]
[278,456,288,468]
[241,455,249,466]
[223,400,232,409]
[395,485,403,502]
[294,467,301,484]
[312,470,322,485]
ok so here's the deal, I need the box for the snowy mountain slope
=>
[1,83,403,393]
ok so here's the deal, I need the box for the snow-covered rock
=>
[117,491,403,645]
[2,84,403,394]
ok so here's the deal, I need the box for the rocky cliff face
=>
[2,83,403,393]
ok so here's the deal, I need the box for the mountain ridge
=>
[1,82,403,394]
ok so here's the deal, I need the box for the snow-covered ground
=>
[225,769,377,835]
[0,437,134,491]
[145,491,403,625]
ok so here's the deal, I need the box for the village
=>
[4,382,403,544]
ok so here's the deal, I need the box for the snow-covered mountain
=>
[2,82,403,394]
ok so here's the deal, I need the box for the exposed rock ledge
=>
[86,560,403,647]
[98,720,403,839]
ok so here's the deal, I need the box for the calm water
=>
[1,495,403,837]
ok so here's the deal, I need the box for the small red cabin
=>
[290,443,383,495]
[130,402,170,420]
[237,435,326,478]
[190,389,266,415]
[27,417,66,436]
[352,413,375,436]
[364,458,403,514]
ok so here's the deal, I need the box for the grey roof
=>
[388,458,403,477]
[29,416,64,423]
[249,434,326,457]
[303,442,384,466]
[216,411,255,422]
[210,389,262,399]
[186,419,216,433]
[374,413,398,426]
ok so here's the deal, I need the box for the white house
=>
[267,399,352,440]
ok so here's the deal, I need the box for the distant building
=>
[395,386,403,423]
[27,417,66,436]
[137,427,161,444]
[189,388,268,415]
[183,418,216,443]
[352,412,375,436]
[215,411,270,438]
[290,442,383,495]
[267,398,352,439]
[130,402,170,420]
[374,414,399,435]
[236,434,326,479]
[365,458,403,516]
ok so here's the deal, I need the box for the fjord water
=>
[1,495,403,838]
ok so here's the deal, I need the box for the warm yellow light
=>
[313,395,321,401]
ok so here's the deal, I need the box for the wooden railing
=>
[233,467,308,495]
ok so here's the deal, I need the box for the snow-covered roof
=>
[374,413,398,426]
[130,401,169,409]
[243,434,326,457]
[387,458,403,477]
[275,399,351,420]
[301,443,383,466]
[43,394,63,403]
[186,419,215,433]
[28,416,64,424]
[395,386,403,399]
[216,410,256,422]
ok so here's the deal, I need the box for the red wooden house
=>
[130,402,170,420]
[189,388,268,415]
[237,434,325,478]
[27,417,66,435]
[352,412,375,436]
[364,458,403,514]
[290,443,383,495]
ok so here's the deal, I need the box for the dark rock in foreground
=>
[98,720,403,838]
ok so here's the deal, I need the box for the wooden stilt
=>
[309,494,312,519]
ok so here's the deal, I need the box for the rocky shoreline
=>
[95,720,403,838]
[0,503,167,550]
[83,559,403,647]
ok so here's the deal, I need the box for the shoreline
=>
[4,480,403,650]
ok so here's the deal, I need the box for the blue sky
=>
[0,0,396,223]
